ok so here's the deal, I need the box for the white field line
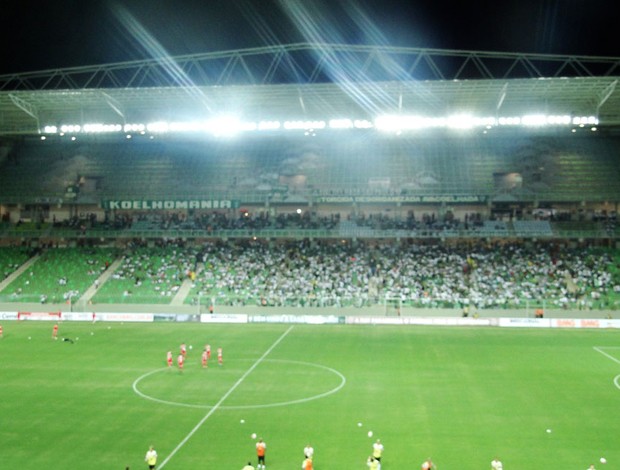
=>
[158,325,294,469]
[593,346,620,365]
[132,359,346,410]
[593,346,620,391]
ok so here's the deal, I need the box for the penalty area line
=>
[158,325,294,469]
[593,346,620,365]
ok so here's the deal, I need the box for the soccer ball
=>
[240,419,245,424]
[600,458,607,464]
[251,433,257,439]
[368,431,373,438]
[189,345,193,350]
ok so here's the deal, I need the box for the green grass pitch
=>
[0,321,618,469]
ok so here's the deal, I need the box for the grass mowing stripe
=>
[158,325,294,469]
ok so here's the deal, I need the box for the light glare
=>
[42,113,601,136]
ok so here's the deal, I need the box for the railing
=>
[1,225,616,240]
[2,292,617,312]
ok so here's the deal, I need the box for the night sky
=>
[1,0,619,75]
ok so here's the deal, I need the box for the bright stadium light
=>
[546,115,572,125]
[375,115,444,131]
[146,121,170,133]
[123,123,145,133]
[521,114,548,126]
[240,121,257,131]
[353,119,373,129]
[498,116,521,126]
[60,124,81,133]
[41,112,601,137]
[374,115,404,132]
[258,120,281,131]
[82,123,122,133]
[283,120,326,130]
[205,116,244,136]
[572,116,598,126]
[446,114,475,129]
[329,118,353,129]
[169,121,203,132]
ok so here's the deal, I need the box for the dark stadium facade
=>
[0,44,619,243]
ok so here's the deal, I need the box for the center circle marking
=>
[132,358,346,409]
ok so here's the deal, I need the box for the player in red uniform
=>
[52,323,59,340]
[166,350,173,368]
[256,438,266,470]
[177,353,184,372]
[201,348,208,368]
[217,347,223,366]
[0,324,3,338]
[180,343,187,357]
[205,344,211,359]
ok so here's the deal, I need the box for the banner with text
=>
[102,199,239,210]
[316,195,487,204]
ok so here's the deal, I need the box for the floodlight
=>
[240,122,257,131]
[146,121,169,133]
[572,116,598,125]
[123,123,145,133]
[283,120,325,130]
[83,123,122,133]
[60,124,81,133]
[446,114,475,129]
[205,116,243,136]
[258,120,281,131]
[169,121,202,132]
[329,119,353,129]
[498,117,521,126]
[546,115,571,125]
[374,115,401,132]
[521,114,547,126]
[353,119,373,129]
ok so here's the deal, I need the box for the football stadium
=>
[1,43,619,470]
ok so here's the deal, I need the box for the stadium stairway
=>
[170,263,204,306]
[76,258,124,308]
[0,254,40,294]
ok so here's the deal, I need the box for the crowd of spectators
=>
[350,211,484,232]
[1,238,618,310]
[5,209,618,238]
[106,239,195,300]
[187,239,620,310]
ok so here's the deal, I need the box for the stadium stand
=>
[0,240,618,314]
[1,132,619,204]
[0,45,619,318]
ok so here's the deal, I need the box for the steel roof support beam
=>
[9,94,39,128]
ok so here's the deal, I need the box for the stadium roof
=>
[1,43,619,136]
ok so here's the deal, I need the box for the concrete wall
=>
[0,301,614,319]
